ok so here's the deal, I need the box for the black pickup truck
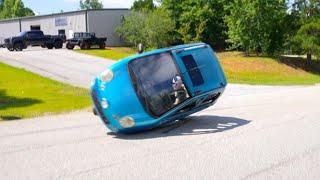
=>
[66,32,106,50]
[4,30,66,51]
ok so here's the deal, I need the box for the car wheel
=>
[99,43,105,49]
[93,107,98,116]
[80,42,89,50]
[66,43,74,50]
[14,43,23,51]
[7,47,14,51]
[54,41,63,49]
[47,44,53,49]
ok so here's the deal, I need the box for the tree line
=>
[0,0,34,19]
[0,0,104,20]
[117,0,320,61]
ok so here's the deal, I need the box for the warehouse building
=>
[0,9,129,46]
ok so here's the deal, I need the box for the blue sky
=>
[23,0,135,15]
[23,0,295,15]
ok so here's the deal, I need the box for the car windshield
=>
[17,31,27,36]
[74,33,90,38]
[129,52,189,117]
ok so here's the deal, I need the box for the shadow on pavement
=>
[111,115,250,140]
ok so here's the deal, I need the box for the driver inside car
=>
[172,74,188,105]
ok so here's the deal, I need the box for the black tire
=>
[66,43,74,50]
[80,42,90,50]
[14,43,23,51]
[47,44,53,49]
[93,107,98,116]
[7,47,14,52]
[54,40,63,49]
[99,43,106,49]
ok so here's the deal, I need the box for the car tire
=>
[66,43,74,50]
[80,42,90,50]
[99,43,105,49]
[93,107,98,116]
[7,47,14,52]
[47,44,53,49]
[54,41,63,49]
[14,43,23,51]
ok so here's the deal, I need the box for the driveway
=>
[0,48,320,179]
[0,47,114,88]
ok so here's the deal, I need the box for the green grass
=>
[218,52,320,85]
[76,47,320,85]
[75,47,136,60]
[0,62,91,121]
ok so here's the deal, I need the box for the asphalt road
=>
[0,47,114,88]
[1,48,320,179]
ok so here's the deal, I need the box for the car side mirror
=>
[138,43,144,54]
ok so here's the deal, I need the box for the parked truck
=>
[66,32,106,50]
[4,30,66,51]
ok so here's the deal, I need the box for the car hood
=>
[6,36,21,41]
[91,63,154,129]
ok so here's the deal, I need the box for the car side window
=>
[28,32,40,38]
[27,32,34,38]
[181,54,205,86]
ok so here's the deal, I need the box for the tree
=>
[294,19,320,62]
[144,9,175,48]
[23,7,34,16]
[116,9,175,49]
[160,0,228,49]
[0,0,3,10]
[225,0,287,55]
[80,0,103,10]
[116,12,148,47]
[288,0,320,59]
[292,0,320,20]
[132,0,155,12]
[0,0,34,19]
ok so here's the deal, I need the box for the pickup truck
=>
[4,30,66,51]
[66,32,106,50]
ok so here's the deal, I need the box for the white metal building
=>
[0,9,129,46]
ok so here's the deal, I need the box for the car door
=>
[27,32,40,45]
[34,31,44,45]
[173,45,227,97]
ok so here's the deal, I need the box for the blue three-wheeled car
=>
[91,43,227,133]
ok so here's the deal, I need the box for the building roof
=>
[0,8,130,23]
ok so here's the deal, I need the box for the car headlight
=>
[100,69,113,83]
[101,98,109,109]
[119,116,135,128]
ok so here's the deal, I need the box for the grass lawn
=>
[218,52,320,85]
[75,47,136,60]
[0,62,91,121]
[76,47,320,85]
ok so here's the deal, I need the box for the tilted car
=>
[91,43,227,133]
